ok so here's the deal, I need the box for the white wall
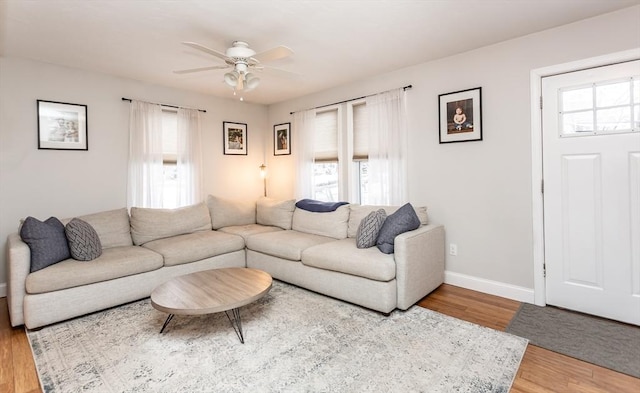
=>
[2,6,638,300]
[267,6,640,297]
[0,57,269,292]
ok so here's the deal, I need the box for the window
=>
[127,101,202,209]
[352,103,369,204]
[312,103,369,203]
[162,110,178,209]
[560,76,640,136]
[313,109,339,201]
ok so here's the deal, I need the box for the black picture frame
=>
[274,122,291,155]
[438,87,482,143]
[223,121,248,155]
[37,100,88,150]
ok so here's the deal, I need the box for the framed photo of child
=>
[438,87,482,143]
[274,123,291,156]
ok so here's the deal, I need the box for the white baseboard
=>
[444,271,535,303]
[0,282,6,298]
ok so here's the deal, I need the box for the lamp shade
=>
[259,164,267,178]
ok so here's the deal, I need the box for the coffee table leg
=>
[160,314,174,333]
[225,308,244,344]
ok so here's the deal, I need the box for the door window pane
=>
[596,81,630,107]
[560,77,639,136]
[563,111,593,134]
[596,107,631,132]
[562,87,593,112]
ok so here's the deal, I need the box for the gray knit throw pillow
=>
[356,209,387,249]
[65,218,102,261]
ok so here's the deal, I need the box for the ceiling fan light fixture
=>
[245,73,260,90]
[224,71,239,87]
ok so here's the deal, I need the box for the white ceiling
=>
[1,0,638,105]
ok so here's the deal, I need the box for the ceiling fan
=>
[174,41,295,91]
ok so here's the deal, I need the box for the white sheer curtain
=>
[366,88,408,205]
[175,108,203,206]
[292,109,316,199]
[127,100,164,208]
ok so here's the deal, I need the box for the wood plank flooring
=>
[2,284,639,393]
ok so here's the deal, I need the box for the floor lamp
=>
[259,164,267,197]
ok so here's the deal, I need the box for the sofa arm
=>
[6,232,31,327]
[393,224,445,310]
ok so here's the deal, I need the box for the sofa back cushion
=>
[347,204,428,238]
[207,195,256,230]
[292,205,350,240]
[256,197,295,230]
[77,208,133,248]
[130,202,212,246]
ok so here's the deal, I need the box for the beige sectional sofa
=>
[7,196,445,329]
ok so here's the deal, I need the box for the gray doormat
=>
[506,303,640,378]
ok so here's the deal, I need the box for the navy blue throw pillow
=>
[376,203,420,254]
[20,216,71,272]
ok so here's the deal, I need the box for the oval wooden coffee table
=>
[151,267,272,343]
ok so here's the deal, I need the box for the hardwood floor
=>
[2,284,638,393]
[418,284,640,393]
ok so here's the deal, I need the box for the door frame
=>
[529,48,640,306]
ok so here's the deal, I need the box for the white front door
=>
[542,60,640,325]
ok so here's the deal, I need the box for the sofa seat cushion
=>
[142,231,244,267]
[301,238,396,282]
[246,230,335,261]
[218,224,283,242]
[25,246,163,294]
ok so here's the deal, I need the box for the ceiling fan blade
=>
[182,41,230,61]
[260,65,302,79]
[252,45,294,63]
[173,65,230,74]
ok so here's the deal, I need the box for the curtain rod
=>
[121,97,207,113]
[289,85,412,115]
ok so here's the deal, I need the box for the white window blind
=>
[315,109,338,162]
[162,110,178,163]
[352,103,368,160]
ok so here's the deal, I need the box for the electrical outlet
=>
[449,243,458,256]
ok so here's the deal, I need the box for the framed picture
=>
[438,87,482,143]
[223,121,247,155]
[274,122,291,155]
[37,100,88,150]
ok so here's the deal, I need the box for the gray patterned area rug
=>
[28,281,527,393]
